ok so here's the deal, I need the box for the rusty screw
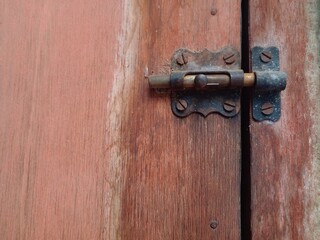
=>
[260,51,272,63]
[223,53,236,65]
[223,100,236,112]
[176,53,188,65]
[211,8,218,16]
[210,220,219,230]
[176,99,188,112]
[261,102,274,115]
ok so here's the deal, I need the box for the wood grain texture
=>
[115,1,242,239]
[0,1,121,239]
[249,0,320,239]
[0,0,241,239]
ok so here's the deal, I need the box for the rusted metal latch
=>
[148,46,287,122]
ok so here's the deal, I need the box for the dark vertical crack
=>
[241,0,252,239]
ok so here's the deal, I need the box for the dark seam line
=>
[240,0,252,239]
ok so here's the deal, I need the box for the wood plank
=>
[0,0,242,239]
[249,0,320,239]
[117,2,241,239]
[0,1,120,239]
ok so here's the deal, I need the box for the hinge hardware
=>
[148,46,287,122]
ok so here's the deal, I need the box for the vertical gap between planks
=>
[241,0,252,239]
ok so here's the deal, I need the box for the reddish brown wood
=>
[117,1,242,238]
[249,0,320,239]
[0,0,242,239]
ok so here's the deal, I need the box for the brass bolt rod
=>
[148,73,256,89]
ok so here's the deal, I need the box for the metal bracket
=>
[148,46,287,122]
[252,47,286,122]
[170,47,241,118]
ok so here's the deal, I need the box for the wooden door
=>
[0,1,241,239]
[1,1,319,240]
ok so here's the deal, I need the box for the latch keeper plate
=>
[252,46,284,122]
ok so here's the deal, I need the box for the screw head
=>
[176,99,188,112]
[176,53,188,65]
[194,74,208,89]
[260,51,272,63]
[210,220,219,230]
[211,8,218,15]
[223,100,236,112]
[223,53,236,65]
[261,102,274,115]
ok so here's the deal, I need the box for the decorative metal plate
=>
[170,47,241,118]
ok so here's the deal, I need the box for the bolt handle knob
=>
[194,74,208,89]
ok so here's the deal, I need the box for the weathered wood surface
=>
[249,0,320,239]
[0,1,242,239]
